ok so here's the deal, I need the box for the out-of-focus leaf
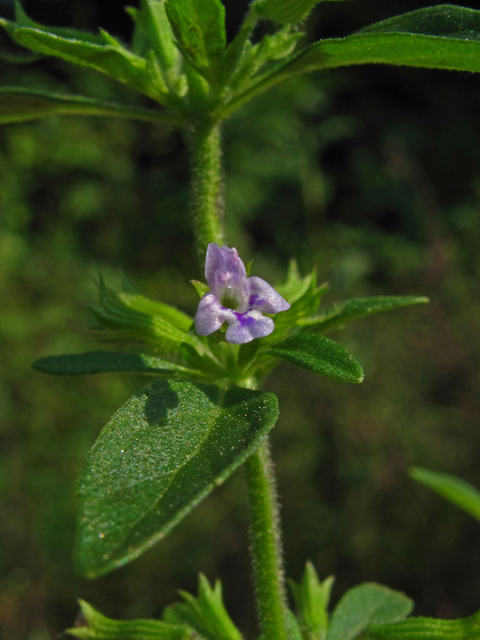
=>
[0,87,183,125]
[326,583,413,640]
[68,599,196,640]
[31,351,198,378]
[165,0,226,81]
[299,296,429,333]
[75,380,279,577]
[409,467,480,523]
[268,333,364,383]
[365,610,480,639]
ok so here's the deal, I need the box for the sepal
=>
[164,574,243,640]
[289,562,334,640]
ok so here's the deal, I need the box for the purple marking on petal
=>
[225,310,275,344]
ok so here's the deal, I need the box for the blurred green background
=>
[2,0,480,638]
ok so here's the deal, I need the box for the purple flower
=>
[195,243,290,345]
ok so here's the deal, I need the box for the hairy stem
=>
[187,117,288,640]
[186,120,224,258]
[245,440,289,640]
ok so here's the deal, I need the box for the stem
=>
[245,440,289,640]
[186,117,288,640]
[186,120,224,258]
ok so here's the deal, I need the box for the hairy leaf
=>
[409,467,480,523]
[268,333,364,383]
[327,583,413,640]
[287,5,480,75]
[0,87,183,125]
[75,380,278,577]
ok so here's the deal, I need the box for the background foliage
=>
[1,0,480,638]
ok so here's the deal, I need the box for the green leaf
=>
[68,599,196,640]
[268,333,364,383]
[220,5,480,120]
[75,380,279,577]
[326,583,413,640]
[299,296,429,333]
[164,575,242,640]
[165,0,226,82]
[289,562,334,640]
[365,610,480,640]
[0,87,183,125]
[252,0,350,25]
[286,5,480,76]
[31,351,199,378]
[409,467,480,523]
[11,27,167,102]
[359,4,480,39]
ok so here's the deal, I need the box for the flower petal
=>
[247,277,291,314]
[225,310,275,345]
[205,243,249,311]
[195,292,229,336]
[205,243,247,289]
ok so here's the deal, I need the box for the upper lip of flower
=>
[194,243,291,345]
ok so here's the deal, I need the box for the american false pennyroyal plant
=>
[3,0,480,638]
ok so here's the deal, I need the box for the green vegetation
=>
[2,1,480,638]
